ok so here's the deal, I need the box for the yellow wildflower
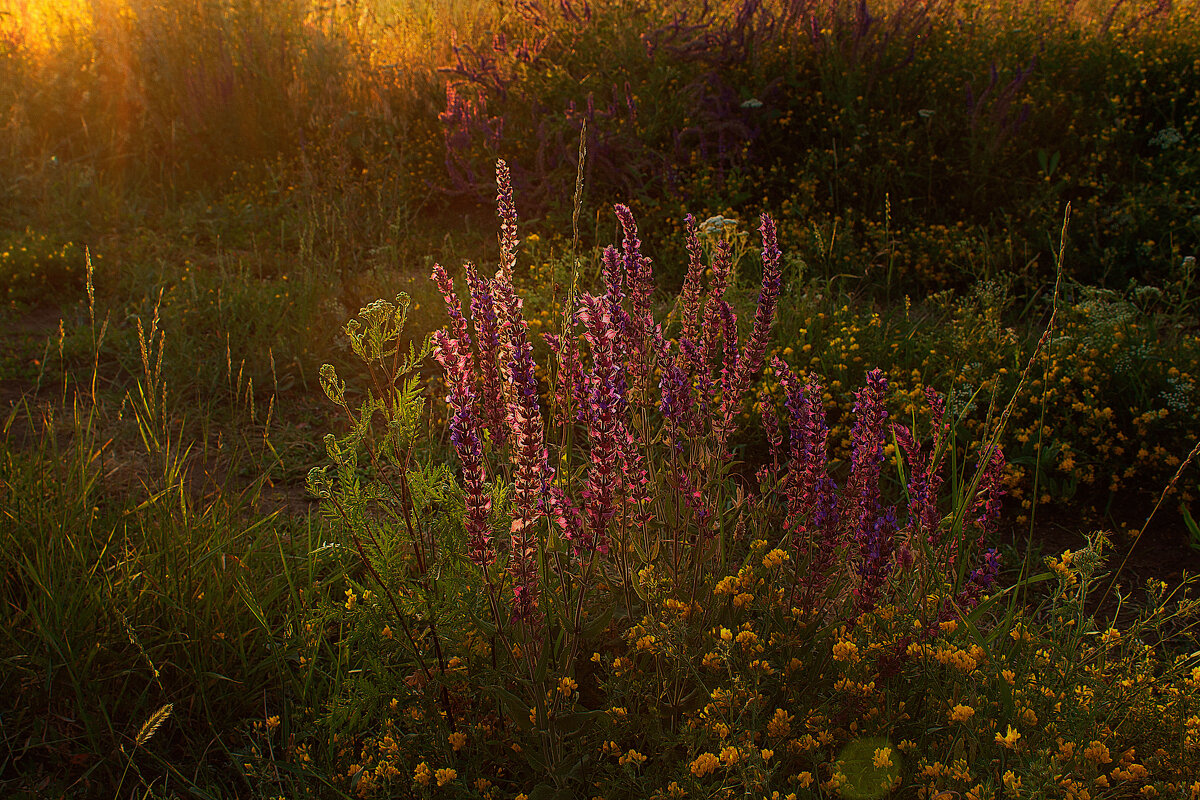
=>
[949,704,975,723]
[690,752,720,777]
[996,726,1022,749]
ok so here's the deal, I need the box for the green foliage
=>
[243,201,1200,799]
[3,1,1200,796]
[0,228,88,305]
[0,282,323,797]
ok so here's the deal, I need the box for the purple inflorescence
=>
[660,350,694,436]
[717,215,783,440]
[577,290,629,556]
[699,237,734,371]
[614,204,654,342]
[855,506,897,614]
[717,301,740,405]
[972,444,1006,537]
[430,267,494,569]
[844,368,889,534]
[464,262,508,448]
[955,547,1001,612]
[679,215,706,349]
[776,358,831,528]
[497,280,552,620]
[432,263,473,369]
[425,159,1014,641]
[496,160,519,281]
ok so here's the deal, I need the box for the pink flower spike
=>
[496,160,518,282]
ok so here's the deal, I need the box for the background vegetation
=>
[1,0,1199,797]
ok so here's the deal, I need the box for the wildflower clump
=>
[289,162,1200,799]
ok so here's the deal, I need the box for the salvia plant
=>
[306,160,1019,797]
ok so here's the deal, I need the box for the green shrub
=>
[255,165,1200,799]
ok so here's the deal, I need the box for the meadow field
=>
[2,0,1200,797]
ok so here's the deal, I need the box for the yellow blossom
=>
[832,640,859,662]
[767,708,793,738]
[1083,741,1112,765]
[996,725,1022,749]
[690,752,720,777]
[949,704,975,723]
[762,548,790,569]
[735,630,759,649]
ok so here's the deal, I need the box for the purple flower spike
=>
[894,388,951,551]
[736,215,784,385]
[855,506,897,614]
[955,548,1001,613]
[777,360,831,527]
[893,423,931,539]
[700,238,734,368]
[613,204,658,386]
[972,445,1006,537]
[464,262,508,447]
[680,337,713,434]
[577,291,630,554]
[845,369,889,537]
[431,326,493,568]
[760,390,782,466]
[496,160,519,282]
[432,263,473,370]
[660,351,694,437]
[544,330,586,427]
[717,214,784,441]
[599,245,631,345]
[680,215,706,347]
[491,275,550,621]
[614,204,653,329]
[717,301,740,401]
[795,474,841,614]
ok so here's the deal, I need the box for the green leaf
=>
[492,686,532,732]
[526,783,558,800]
[583,605,614,640]
[1181,503,1200,552]
[555,709,602,736]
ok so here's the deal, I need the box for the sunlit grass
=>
[2,0,1200,795]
